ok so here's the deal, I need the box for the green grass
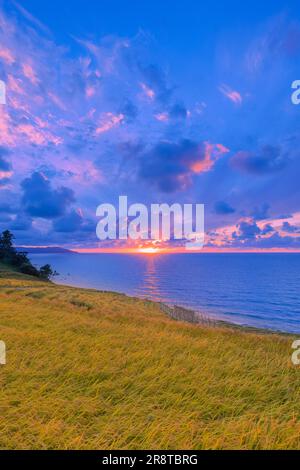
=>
[0,262,299,449]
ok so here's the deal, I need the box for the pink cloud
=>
[48,92,67,111]
[0,170,13,179]
[219,84,242,104]
[154,112,169,122]
[7,75,24,94]
[140,82,155,100]
[96,113,124,134]
[17,124,47,145]
[0,110,15,146]
[190,142,230,174]
[0,47,14,65]
[22,63,39,85]
[16,123,63,146]
[85,86,96,98]
[9,96,30,113]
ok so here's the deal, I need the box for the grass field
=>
[0,262,299,449]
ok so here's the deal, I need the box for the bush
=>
[11,252,29,267]
[19,263,40,277]
[39,264,57,281]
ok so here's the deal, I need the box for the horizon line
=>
[19,245,300,254]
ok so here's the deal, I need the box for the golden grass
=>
[0,262,299,449]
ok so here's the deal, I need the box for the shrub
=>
[39,264,57,281]
[19,262,40,277]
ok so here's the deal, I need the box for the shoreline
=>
[0,261,295,336]
[28,252,300,336]
[50,277,294,337]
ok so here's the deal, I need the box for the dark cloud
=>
[139,139,206,193]
[214,201,235,215]
[118,140,145,159]
[119,100,138,123]
[53,211,82,232]
[251,203,270,220]
[231,219,300,249]
[253,232,300,249]
[231,146,287,175]
[10,215,32,231]
[115,140,145,177]
[282,221,300,233]
[233,220,261,240]
[261,223,274,235]
[140,64,173,103]
[0,146,12,173]
[21,172,75,219]
[53,210,82,232]
[53,210,94,233]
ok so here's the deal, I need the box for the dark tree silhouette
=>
[0,230,14,256]
[0,230,57,280]
[39,264,58,281]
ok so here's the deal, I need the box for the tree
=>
[19,262,40,277]
[0,230,15,259]
[0,230,57,281]
[12,251,29,267]
[39,264,57,281]
[0,230,14,250]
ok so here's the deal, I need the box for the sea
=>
[29,253,300,334]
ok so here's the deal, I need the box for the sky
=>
[0,0,300,251]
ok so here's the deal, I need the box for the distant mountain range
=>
[16,246,76,254]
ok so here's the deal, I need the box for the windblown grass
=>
[0,262,299,449]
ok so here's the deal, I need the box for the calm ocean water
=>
[30,253,300,333]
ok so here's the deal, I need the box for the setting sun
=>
[137,247,160,254]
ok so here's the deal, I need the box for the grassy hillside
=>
[0,262,299,449]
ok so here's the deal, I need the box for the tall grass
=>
[0,263,299,449]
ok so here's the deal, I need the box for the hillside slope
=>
[0,263,299,449]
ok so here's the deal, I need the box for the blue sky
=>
[0,0,300,250]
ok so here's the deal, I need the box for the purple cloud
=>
[21,172,75,219]
[214,201,235,215]
[231,146,287,175]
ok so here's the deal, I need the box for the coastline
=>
[28,251,300,335]
[0,261,294,337]
[52,278,295,337]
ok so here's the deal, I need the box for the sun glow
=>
[137,247,160,254]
